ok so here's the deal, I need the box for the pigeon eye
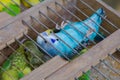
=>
[45,40,47,43]
[24,48,27,52]
[56,39,59,41]
[50,31,52,33]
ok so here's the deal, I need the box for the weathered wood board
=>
[0,20,28,50]
[0,12,12,28]
[21,56,68,80]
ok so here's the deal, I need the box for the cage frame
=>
[0,0,120,80]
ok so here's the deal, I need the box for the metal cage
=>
[0,0,120,80]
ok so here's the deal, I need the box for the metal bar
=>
[11,0,25,11]
[25,0,33,6]
[55,2,105,39]
[91,66,110,80]
[24,0,40,7]
[45,7,96,45]
[30,16,49,30]
[108,54,120,65]
[22,20,71,61]
[6,44,35,69]
[100,60,120,76]
[30,16,79,56]
[39,10,89,49]
[40,9,96,45]
[74,77,79,80]
[23,33,53,58]
[83,71,94,80]
[79,0,119,30]
[66,0,111,35]
[0,1,17,16]
[15,38,46,64]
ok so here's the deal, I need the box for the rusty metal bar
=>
[46,7,93,49]
[11,0,25,11]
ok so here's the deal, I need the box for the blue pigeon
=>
[36,8,105,59]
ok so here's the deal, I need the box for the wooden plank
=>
[0,21,28,50]
[0,12,12,28]
[21,56,68,80]
[0,13,13,64]
[45,29,120,80]
[0,12,27,63]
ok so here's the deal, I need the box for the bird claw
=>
[55,20,69,30]
[55,24,61,30]
[60,20,68,28]
[85,29,93,37]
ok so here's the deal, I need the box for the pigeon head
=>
[37,30,59,45]
[96,8,106,18]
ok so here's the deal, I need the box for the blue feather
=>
[37,8,105,59]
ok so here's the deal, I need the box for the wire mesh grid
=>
[0,0,120,80]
